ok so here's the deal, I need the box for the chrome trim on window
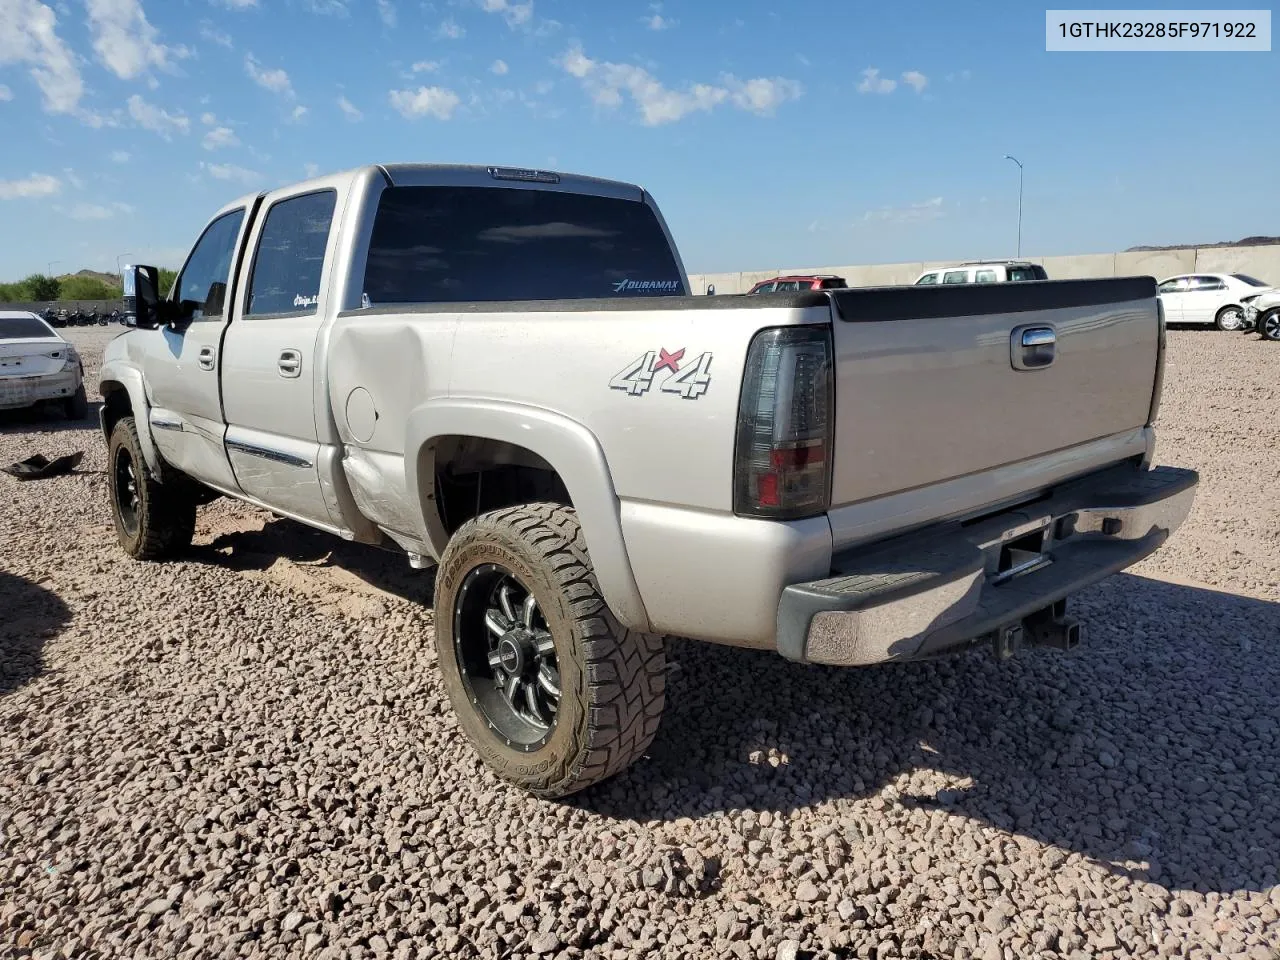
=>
[225,439,313,468]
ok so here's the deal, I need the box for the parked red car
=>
[747,275,848,294]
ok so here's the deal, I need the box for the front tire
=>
[107,417,196,560]
[433,503,666,798]
[1259,309,1280,342]
[1215,306,1244,331]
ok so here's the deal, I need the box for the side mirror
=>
[706,283,716,296]
[122,264,162,330]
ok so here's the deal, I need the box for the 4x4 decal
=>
[610,347,713,399]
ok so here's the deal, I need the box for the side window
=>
[173,209,245,321]
[1006,267,1040,282]
[1157,278,1187,294]
[942,270,970,284]
[1190,276,1225,291]
[752,281,776,294]
[246,190,337,317]
[915,273,939,285]
[974,269,997,283]
[775,280,800,291]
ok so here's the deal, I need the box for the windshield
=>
[361,186,685,304]
[1232,274,1270,287]
[0,315,56,339]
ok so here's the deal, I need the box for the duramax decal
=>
[612,279,683,294]
[610,347,713,399]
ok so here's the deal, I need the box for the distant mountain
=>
[57,268,120,284]
[1127,236,1280,252]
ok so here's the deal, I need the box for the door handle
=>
[277,349,302,378]
[1011,325,1056,370]
[198,346,216,371]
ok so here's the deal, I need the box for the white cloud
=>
[412,60,440,73]
[645,14,674,30]
[376,0,395,26]
[202,125,239,149]
[245,54,293,96]
[110,149,131,163]
[491,59,509,75]
[862,197,944,224]
[303,0,348,12]
[557,45,801,126]
[901,70,927,93]
[63,200,133,220]
[337,95,362,120]
[303,162,321,178]
[85,0,190,81]
[199,20,233,47]
[290,104,308,121]
[857,67,896,94]
[62,167,85,189]
[212,0,257,7]
[388,85,461,120]
[127,93,190,138]
[201,161,260,184]
[0,84,11,101]
[436,18,464,39]
[0,0,84,115]
[479,0,532,27]
[200,111,216,125]
[0,172,61,200]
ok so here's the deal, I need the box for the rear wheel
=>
[64,384,89,421]
[1215,306,1244,331]
[433,503,666,798]
[1259,309,1280,342]
[107,417,196,560]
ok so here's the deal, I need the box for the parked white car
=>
[1242,289,1280,341]
[0,311,88,419]
[913,261,1049,285]
[1155,273,1273,330]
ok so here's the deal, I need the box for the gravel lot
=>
[2,324,1277,960]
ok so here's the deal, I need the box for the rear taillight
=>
[1148,298,1167,426]
[733,325,834,519]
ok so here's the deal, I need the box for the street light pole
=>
[47,260,61,276]
[116,252,134,275]
[1003,155,1024,257]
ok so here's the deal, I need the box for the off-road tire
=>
[433,503,666,798]
[107,416,197,560]
[64,384,89,421]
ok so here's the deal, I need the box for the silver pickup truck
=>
[100,163,1197,797]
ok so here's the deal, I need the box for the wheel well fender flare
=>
[405,399,652,633]
[98,362,162,476]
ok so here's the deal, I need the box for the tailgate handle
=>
[1012,325,1057,370]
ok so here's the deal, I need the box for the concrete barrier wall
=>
[688,243,1280,295]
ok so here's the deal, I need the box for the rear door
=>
[138,203,254,490]
[826,279,1160,506]
[1180,275,1226,324]
[219,186,340,528]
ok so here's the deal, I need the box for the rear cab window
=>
[246,190,337,317]
[361,186,685,304]
[1006,266,1045,282]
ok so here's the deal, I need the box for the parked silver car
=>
[0,311,88,419]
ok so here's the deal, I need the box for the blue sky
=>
[0,0,1277,278]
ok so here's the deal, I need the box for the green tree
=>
[60,276,123,300]
[0,282,28,302]
[22,274,61,301]
[158,267,178,297]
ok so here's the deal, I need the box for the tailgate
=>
[826,278,1160,507]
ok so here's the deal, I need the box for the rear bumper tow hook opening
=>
[1028,614,1082,651]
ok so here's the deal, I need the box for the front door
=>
[1180,275,1225,324]
[140,204,250,491]
[219,188,339,529]
[1156,277,1187,323]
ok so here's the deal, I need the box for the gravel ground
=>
[2,324,1277,960]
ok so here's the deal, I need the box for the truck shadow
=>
[576,573,1280,896]
[0,570,71,696]
[0,400,103,433]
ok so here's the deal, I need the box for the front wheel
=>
[1215,306,1244,331]
[107,417,197,560]
[1259,309,1280,342]
[433,503,666,798]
